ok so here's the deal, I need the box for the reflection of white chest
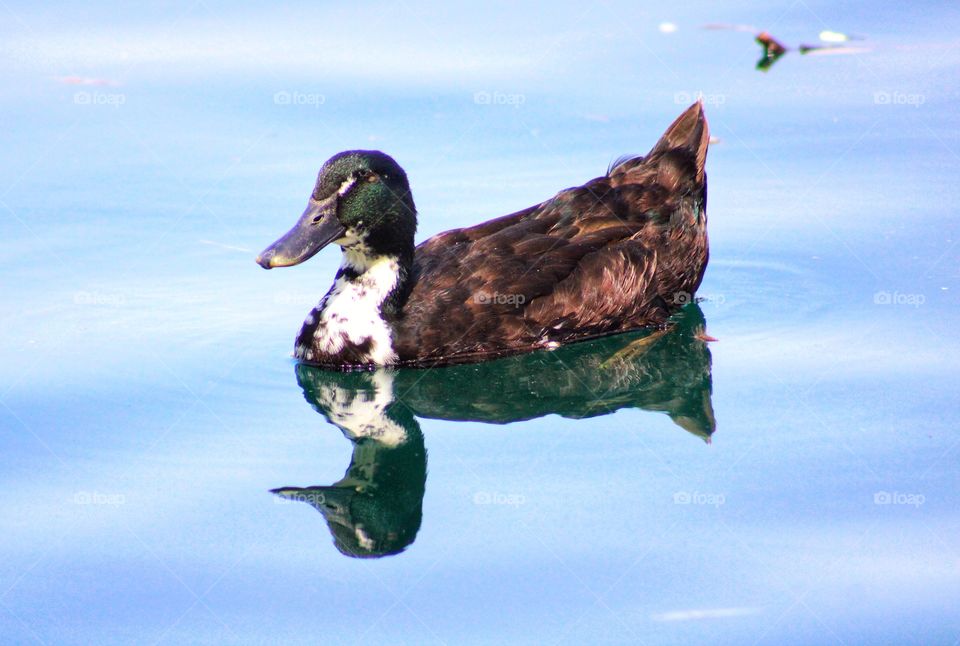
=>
[312,255,400,364]
[317,371,407,446]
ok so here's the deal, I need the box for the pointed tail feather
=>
[646,100,710,185]
[608,102,709,192]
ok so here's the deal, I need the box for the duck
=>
[256,101,710,369]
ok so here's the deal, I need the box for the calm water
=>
[2,1,959,644]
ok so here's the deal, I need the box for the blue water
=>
[2,1,959,644]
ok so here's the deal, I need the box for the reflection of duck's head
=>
[273,370,426,558]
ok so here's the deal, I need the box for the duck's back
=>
[391,102,709,366]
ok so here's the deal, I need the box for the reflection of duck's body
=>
[256,103,709,369]
[274,305,716,558]
[395,303,716,439]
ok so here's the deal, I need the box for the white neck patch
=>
[340,239,377,269]
[309,253,401,365]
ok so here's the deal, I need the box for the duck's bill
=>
[271,486,355,526]
[256,195,345,269]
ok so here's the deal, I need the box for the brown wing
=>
[392,101,710,365]
[391,178,666,363]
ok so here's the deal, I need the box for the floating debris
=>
[756,32,788,71]
[705,24,870,71]
[819,30,864,43]
[799,44,871,56]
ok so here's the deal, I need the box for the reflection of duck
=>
[256,103,709,368]
[274,305,716,558]
[273,372,426,558]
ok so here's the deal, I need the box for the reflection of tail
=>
[667,386,716,442]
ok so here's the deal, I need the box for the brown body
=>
[389,102,709,366]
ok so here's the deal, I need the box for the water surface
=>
[1,1,959,644]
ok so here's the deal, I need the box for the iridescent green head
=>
[257,150,417,269]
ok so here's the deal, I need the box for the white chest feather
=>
[304,255,400,365]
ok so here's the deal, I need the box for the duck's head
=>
[256,150,416,269]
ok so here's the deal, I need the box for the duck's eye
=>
[354,169,378,183]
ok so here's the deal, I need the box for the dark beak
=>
[256,194,346,269]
